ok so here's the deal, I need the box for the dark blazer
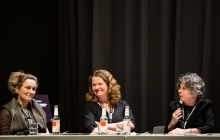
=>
[164,99,215,134]
[81,99,135,133]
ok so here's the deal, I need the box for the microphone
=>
[176,101,183,109]
[175,100,183,123]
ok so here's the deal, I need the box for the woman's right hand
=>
[168,108,182,132]
[115,122,123,130]
[171,108,182,124]
[95,121,99,127]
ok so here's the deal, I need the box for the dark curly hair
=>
[85,69,121,107]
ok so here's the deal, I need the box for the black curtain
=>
[1,0,220,134]
[58,0,220,133]
[0,0,59,126]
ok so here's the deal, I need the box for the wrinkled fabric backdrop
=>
[0,0,220,133]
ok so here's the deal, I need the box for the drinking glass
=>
[115,123,123,135]
[29,123,38,135]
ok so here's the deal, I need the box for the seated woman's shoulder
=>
[202,99,213,106]
[117,99,128,105]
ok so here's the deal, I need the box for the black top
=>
[81,99,136,133]
[164,99,215,134]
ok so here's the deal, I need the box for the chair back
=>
[153,126,165,133]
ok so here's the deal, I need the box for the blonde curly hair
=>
[86,69,121,107]
[8,70,38,94]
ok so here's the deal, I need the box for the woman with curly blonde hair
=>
[0,70,49,135]
[82,69,135,134]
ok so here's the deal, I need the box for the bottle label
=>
[52,120,60,132]
[100,121,106,126]
[125,109,129,116]
[123,120,131,133]
[99,120,108,134]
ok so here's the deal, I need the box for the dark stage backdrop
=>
[0,0,59,132]
[1,0,220,133]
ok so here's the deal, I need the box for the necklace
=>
[182,103,197,129]
[20,105,32,124]
[185,106,194,117]
[186,110,189,117]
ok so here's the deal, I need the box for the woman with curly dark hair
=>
[81,69,135,134]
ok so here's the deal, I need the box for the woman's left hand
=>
[168,128,188,134]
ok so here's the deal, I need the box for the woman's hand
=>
[107,122,123,131]
[115,122,123,130]
[46,127,50,134]
[168,128,188,134]
[95,121,99,127]
[171,108,182,124]
[168,108,182,131]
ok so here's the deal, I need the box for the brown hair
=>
[8,70,38,94]
[85,69,121,107]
